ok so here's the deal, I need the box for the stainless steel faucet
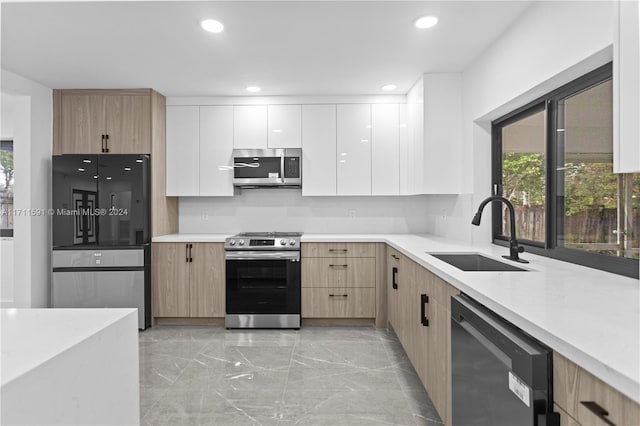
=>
[472,195,529,263]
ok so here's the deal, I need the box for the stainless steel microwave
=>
[232,148,302,188]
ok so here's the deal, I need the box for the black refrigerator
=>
[51,154,151,329]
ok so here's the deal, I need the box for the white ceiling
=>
[1,1,532,97]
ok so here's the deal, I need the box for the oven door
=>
[225,251,301,328]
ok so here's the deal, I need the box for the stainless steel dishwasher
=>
[451,294,559,426]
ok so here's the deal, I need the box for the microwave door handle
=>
[280,154,285,181]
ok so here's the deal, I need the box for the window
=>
[493,64,639,278]
[0,139,14,237]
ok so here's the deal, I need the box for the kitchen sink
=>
[428,253,528,272]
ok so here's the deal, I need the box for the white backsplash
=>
[178,190,433,234]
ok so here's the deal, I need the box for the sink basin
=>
[428,253,528,272]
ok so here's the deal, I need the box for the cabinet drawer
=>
[554,352,640,426]
[302,242,376,258]
[302,258,375,288]
[302,288,375,318]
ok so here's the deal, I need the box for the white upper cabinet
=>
[166,105,234,196]
[613,0,640,173]
[423,73,462,193]
[268,105,302,148]
[405,79,424,195]
[337,104,372,195]
[233,105,267,149]
[199,106,234,196]
[166,106,199,196]
[302,105,337,196]
[371,104,400,195]
[398,104,410,195]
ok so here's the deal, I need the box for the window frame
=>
[492,63,639,279]
[0,139,14,238]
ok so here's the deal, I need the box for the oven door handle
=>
[225,251,300,261]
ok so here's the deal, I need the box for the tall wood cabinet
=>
[152,242,225,318]
[52,88,178,237]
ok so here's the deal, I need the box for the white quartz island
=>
[1,308,140,425]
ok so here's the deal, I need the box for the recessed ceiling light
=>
[124,167,132,171]
[77,168,85,172]
[246,86,261,93]
[106,177,112,180]
[381,84,397,91]
[201,19,224,33]
[82,159,91,163]
[135,159,143,163]
[414,16,438,29]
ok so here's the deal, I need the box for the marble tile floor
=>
[139,326,443,426]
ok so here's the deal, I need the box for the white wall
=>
[423,1,614,244]
[1,70,52,308]
[179,192,430,234]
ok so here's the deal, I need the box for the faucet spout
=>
[472,195,529,263]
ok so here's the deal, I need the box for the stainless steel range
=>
[224,232,302,329]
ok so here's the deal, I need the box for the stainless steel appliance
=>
[451,294,559,426]
[232,148,301,188]
[224,232,302,328]
[51,154,151,329]
[52,248,149,328]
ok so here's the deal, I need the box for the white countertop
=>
[1,308,137,387]
[153,232,640,403]
[153,233,230,243]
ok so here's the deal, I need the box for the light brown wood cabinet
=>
[54,89,151,155]
[385,248,458,426]
[553,351,640,426]
[387,247,401,333]
[152,242,225,319]
[301,242,376,319]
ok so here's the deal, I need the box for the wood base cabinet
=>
[385,247,458,426]
[553,351,640,426]
[152,242,225,319]
[301,243,377,319]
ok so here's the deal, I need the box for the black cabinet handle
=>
[392,267,398,290]
[580,401,615,426]
[105,134,110,153]
[391,254,399,260]
[329,294,348,297]
[185,244,189,262]
[189,243,193,262]
[421,294,429,326]
[101,134,106,153]
[329,264,348,267]
[328,248,348,252]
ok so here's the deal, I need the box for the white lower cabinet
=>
[302,105,337,196]
[337,104,372,195]
[166,105,233,196]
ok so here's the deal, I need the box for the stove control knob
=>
[289,240,296,246]
[280,239,286,245]
[238,240,245,246]
[229,240,236,246]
